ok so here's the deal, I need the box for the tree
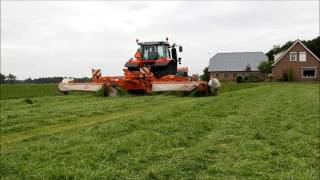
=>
[266,36,320,61]
[245,64,251,72]
[200,66,210,82]
[266,41,294,61]
[302,37,320,59]
[7,73,16,83]
[25,78,33,83]
[0,73,6,83]
[258,61,272,73]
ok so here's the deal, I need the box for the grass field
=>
[0,83,319,179]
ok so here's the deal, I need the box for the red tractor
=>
[58,39,220,96]
[125,39,182,78]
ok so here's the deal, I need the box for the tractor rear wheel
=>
[128,67,140,72]
[164,62,177,75]
[154,62,177,77]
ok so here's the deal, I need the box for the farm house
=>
[272,39,320,81]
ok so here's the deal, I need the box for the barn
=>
[208,52,268,81]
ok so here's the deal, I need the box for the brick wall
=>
[210,71,266,81]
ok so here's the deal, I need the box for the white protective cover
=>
[152,82,199,92]
[61,78,74,83]
[58,82,104,92]
[208,78,221,88]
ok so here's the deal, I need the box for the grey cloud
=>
[1,1,318,79]
[128,3,151,11]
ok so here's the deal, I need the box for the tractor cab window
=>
[142,46,157,60]
[157,46,165,58]
[142,45,168,60]
[167,47,171,58]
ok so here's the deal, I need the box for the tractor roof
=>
[138,41,170,46]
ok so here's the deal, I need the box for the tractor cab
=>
[125,39,183,77]
[139,41,171,60]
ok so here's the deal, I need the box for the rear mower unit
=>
[58,39,220,96]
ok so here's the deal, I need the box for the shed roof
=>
[208,52,268,72]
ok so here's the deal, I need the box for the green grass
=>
[219,82,261,93]
[0,83,319,179]
[0,84,59,99]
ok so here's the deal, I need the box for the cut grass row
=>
[0,82,261,136]
[0,82,261,100]
[1,96,199,145]
[1,83,319,179]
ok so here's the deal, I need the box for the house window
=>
[290,52,297,61]
[301,67,316,78]
[299,52,306,62]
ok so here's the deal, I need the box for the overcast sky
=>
[1,1,319,79]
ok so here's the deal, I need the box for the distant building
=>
[272,39,320,81]
[208,52,268,81]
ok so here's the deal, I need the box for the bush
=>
[200,67,210,82]
[243,75,259,83]
[282,73,288,81]
[236,76,243,83]
[258,61,273,73]
[288,68,293,81]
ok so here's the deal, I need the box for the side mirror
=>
[178,57,182,64]
[179,46,183,52]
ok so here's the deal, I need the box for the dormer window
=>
[290,52,297,61]
[299,52,306,61]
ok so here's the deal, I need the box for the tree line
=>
[0,73,90,84]
[266,36,320,61]
[0,73,17,83]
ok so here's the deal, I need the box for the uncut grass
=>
[219,82,262,93]
[0,84,59,99]
[1,83,319,179]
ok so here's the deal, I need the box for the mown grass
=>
[0,84,59,99]
[0,83,319,179]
